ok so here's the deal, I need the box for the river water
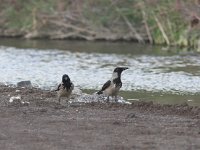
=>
[0,38,200,105]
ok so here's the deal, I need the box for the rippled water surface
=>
[0,38,200,105]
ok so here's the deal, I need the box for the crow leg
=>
[66,97,70,107]
[114,95,118,102]
[58,96,61,103]
[106,96,110,103]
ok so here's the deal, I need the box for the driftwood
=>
[23,9,149,41]
[50,31,79,40]
[35,13,142,41]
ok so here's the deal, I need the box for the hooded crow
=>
[55,74,74,103]
[97,67,128,102]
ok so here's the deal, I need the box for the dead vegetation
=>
[0,0,199,50]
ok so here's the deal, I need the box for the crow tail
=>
[97,90,103,95]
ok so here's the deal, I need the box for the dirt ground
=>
[0,85,200,150]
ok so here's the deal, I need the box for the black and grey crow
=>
[97,67,128,102]
[55,74,74,103]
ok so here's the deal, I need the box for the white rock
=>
[9,95,21,103]
[187,99,193,102]
[15,90,20,93]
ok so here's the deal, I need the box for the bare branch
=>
[154,15,170,45]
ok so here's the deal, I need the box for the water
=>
[0,38,200,105]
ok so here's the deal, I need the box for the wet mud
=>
[0,85,200,150]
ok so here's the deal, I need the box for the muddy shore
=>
[0,85,200,150]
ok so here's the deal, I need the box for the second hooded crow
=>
[97,67,128,102]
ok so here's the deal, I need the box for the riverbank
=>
[0,1,199,50]
[0,85,200,149]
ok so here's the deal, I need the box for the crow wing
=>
[70,82,74,90]
[55,83,62,91]
[101,80,111,91]
[97,80,111,94]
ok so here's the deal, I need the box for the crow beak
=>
[123,67,129,71]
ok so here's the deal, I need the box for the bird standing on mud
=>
[97,67,128,102]
[55,74,74,103]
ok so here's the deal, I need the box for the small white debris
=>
[73,92,131,104]
[127,98,140,101]
[9,95,21,103]
[21,101,30,105]
[117,97,131,104]
[9,95,29,106]
[187,99,193,102]
[15,90,20,93]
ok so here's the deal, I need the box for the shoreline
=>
[0,84,200,117]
